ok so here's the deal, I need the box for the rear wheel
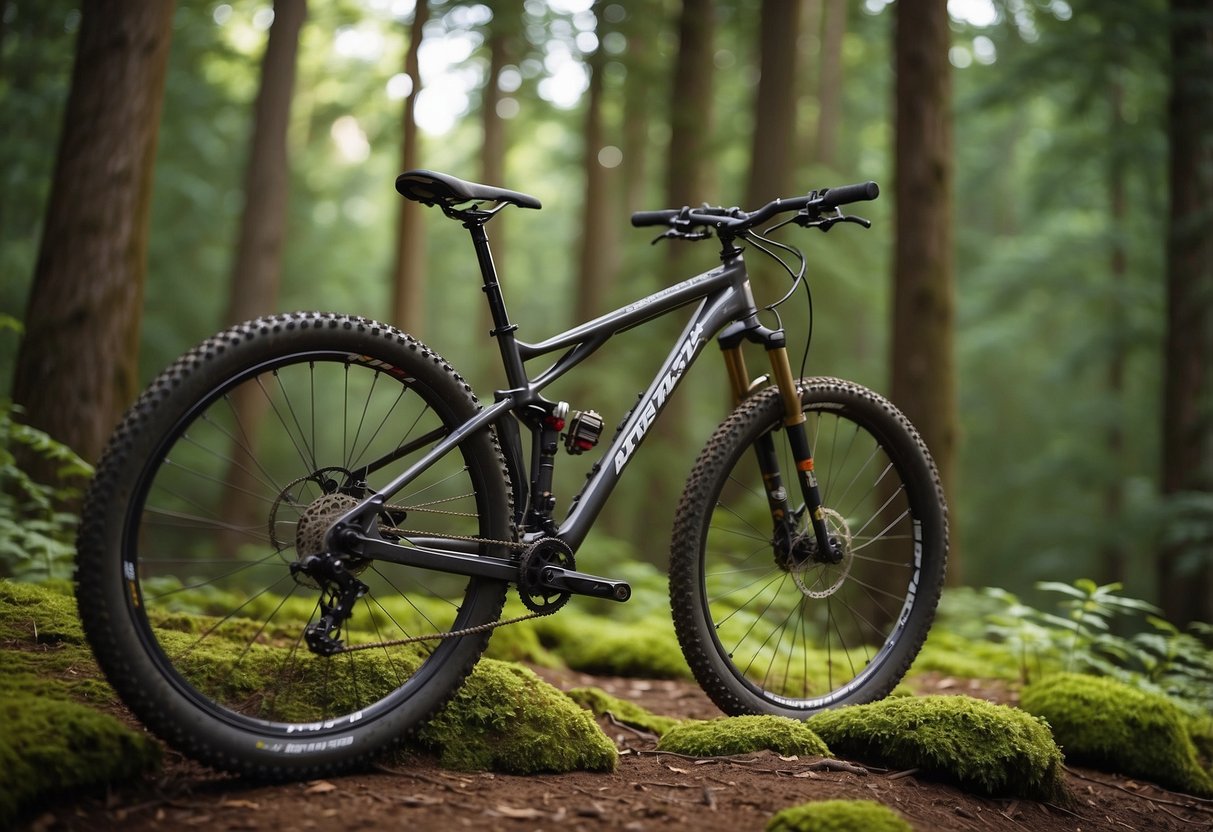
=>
[670,377,947,717]
[76,313,512,778]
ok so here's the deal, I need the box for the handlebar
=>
[631,181,879,232]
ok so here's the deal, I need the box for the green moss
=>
[0,578,85,645]
[1020,673,1213,797]
[766,799,913,832]
[416,659,617,774]
[808,695,1067,802]
[0,692,161,826]
[484,618,564,667]
[566,686,682,737]
[657,715,830,758]
[533,611,691,679]
[908,629,1023,682]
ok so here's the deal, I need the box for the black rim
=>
[698,401,928,709]
[120,349,499,735]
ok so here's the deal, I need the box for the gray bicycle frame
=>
[334,252,762,566]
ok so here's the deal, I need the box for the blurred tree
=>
[814,0,845,169]
[891,0,957,580]
[10,0,174,470]
[219,0,307,547]
[574,1,616,324]
[745,0,802,301]
[1159,0,1213,624]
[391,0,428,335]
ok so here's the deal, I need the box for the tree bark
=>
[891,0,957,582]
[575,10,615,325]
[10,0,174,469]
[814,0,846,169]
[223,0,306,327]
[391,0,428,335]
[746,0,802,300]
[218,0,307,549]
[1159,0,1213,625]
[620,14,651,215]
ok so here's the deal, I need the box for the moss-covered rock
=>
[416,660,618,774]
[1020,673,1213,797]
[0,578,84,644]
[566,686,682,737]
[0,692,161,826]
[808,695,1068,802]
[766,799,913,832]
[656,715,830,758]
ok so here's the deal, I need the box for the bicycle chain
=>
[334,526,542,654]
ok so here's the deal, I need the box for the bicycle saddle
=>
[395,169,542,210]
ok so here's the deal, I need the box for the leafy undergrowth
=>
[766,799,914,832]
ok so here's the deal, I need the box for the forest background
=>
[1,0,1210,625]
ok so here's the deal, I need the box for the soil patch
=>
[14,668,1213,832]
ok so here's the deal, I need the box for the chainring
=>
[517,538,575,614]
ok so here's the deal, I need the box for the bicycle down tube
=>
[329,255,761,561]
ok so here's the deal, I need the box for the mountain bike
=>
[75,169,948,779]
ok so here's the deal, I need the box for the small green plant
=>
[0,394,93,580]
[982,579,1213,713]
[766,799,913,832]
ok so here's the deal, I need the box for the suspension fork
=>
[720,331,839,565]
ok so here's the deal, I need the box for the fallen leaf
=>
[778,755,799,762]
[220,799,261,810]
[304,781,338,795]
[666,765,688,774]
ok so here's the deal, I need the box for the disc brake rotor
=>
[791,507,854,599]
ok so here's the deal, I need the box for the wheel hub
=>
[790,507,854,598]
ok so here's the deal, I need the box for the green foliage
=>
[566,686,682,737]
[766,799,913,832]
[0,397,93,580]
[807,696,1068,802]
[1020,673,1213,797]
[416,660,618,774]
[532,608,692,679]
[656,715,830,759]
[981,580,1213,711]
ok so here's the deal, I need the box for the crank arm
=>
[535,565,631,603]
[350,535,633,602]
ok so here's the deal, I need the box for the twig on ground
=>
[1063,767,1213,816]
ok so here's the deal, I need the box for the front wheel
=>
[76,313,513,778]
[670,377,947,717]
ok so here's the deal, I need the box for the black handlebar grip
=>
[820,181,880,209]
[631,209,681,228]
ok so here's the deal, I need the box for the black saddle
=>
[395,169,541,210]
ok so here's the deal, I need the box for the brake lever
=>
[794,209,872,232]
[650,228,714,245]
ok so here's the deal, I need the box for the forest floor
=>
[16,666,1213,832]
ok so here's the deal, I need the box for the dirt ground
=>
[16,668,1213,832]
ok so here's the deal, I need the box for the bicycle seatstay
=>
[328,252,762,556]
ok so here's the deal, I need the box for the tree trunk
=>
[745,0,802,300]
[575,11,615,325]
[223,0,306,327]
[391,0,428,335]
[620,15,651,215]
[218,0,307,550]
[636,0,715,551]
[1159,0,1213,625]
[891,0,957,582]
[814,0,846,169]
[10,0,174,471]
[1102,80,1129,587]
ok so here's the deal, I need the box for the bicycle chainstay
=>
[331,524,555,654]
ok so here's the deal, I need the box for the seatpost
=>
[465,220,528,389]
